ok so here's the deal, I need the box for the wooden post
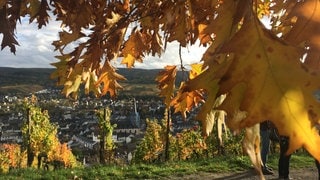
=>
[99,108,106,164]
[165,107,171,161]
[26,108,33,167]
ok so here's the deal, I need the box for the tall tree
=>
[1,1,320,177]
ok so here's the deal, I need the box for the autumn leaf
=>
[198,0,239,56]
[189,63,205,80]
[170,63,205,119]
[0,6,19,54]
[155,65,177,107]
[217,18,320,160]
[205,107,227,142]
[63,74,82,99]
[121,30,150,68]
[171,83,204,119]
[29,0,50,29]
[95,61,126,97]
[284,0,320,50]
[4,0,320,172]
[282,0,320,72]
[159,1,195,47]
[174,54,233,133]
[52,30,86,51]
[242,124,264,179]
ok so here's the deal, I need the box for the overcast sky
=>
[0,19,207,70]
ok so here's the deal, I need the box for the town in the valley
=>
[0,88,199,165]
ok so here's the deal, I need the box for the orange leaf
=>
[121,30,149,68]
[155,65,177,107]
[171,82,204,119]
[96,61,126,97]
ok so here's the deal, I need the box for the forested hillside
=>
[0,67,186,96]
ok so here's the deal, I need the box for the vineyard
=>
[1,95,245,173]
[2,95,316,179]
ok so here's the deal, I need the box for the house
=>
[0,130,23,143]
[69,135,99,150]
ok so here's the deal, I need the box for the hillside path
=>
[166,167,319,180]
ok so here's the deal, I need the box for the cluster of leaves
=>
[1,0,320,170]
[0,144,26,173]
[95,108,117,163]
[51,143,78,168]
[96,108,117,152]
[21,102,59,160]
[169,127,207,161]
[154,0,320,163]
[20,96,78,168]
[0,143,77,173]
[133,118,241,163]
[133,118,166,163]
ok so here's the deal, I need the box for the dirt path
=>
[167,167,319,180]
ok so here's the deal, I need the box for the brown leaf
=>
[0,6,19,54]
[121,30,150,68]
[155,65,177,107]
[95,61,126,97]
[29,0,51,29]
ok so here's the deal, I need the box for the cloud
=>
[0,21,207,69]
[0,19,60,68]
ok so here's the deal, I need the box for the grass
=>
[0,152,316,180]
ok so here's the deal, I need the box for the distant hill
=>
[0,67,187,97]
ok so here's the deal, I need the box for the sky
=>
[0,18,207,70]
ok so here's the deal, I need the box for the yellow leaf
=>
[106,11,122,25]
[189,63,205,80]
[121,53,136,68]
[198,23,211,45]
[63,75,82,99]
[242,125,264,179]
[52,30,86,51]
[218,18,320,160]
[121,31,149,68]
[50,55,70,86]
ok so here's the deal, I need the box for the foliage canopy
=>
[1,0,320,173]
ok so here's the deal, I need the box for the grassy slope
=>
[1,153,315,180]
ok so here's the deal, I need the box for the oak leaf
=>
[121,31,150,68]
[29,0,50,29]
[0,6,19,54]
[155,65,177,107]
[282,0,320,72]
[170,63,205,119]
[95,61,126,97]
[171,83,204,119]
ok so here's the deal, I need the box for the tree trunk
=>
[165,107,171,161]
[26,108,33,167]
